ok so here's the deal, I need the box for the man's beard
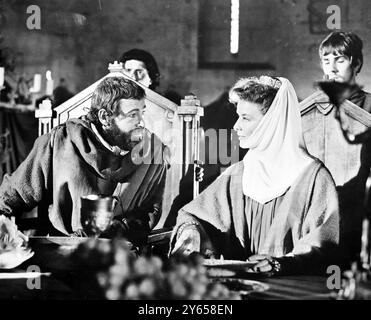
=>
[105,126,144,151]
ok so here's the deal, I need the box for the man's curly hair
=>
[86,77,145,124]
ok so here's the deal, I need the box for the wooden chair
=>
[300,90,371,262]
[33,61,204,250]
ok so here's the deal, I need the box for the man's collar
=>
[91,123,129,156]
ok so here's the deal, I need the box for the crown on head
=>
[258,76,282,90]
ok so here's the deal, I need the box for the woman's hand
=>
[247,254,281,275]
[171,227,201,256]
[70,229,88,237]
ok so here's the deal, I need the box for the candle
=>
[30,73,41,93]
[0,67,4,87]
[45,70,54,96]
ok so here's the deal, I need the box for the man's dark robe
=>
[0,117,168,242]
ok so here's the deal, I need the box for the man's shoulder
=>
[300,90,326,102]
[52,117,92,136]
[47,117,93,147]
[63,117,91,131]
[299,90,329,112]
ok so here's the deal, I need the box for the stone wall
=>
[1,0,370,106]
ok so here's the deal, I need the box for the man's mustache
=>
[129,127,148,142]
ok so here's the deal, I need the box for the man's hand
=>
[247,254,280,275]
[171,227,201,256]
[195,162,204,182]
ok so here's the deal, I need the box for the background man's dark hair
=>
[119,48,160,90]
[319,31,364,74]
[87,77,145,124]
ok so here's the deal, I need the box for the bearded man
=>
[0,77,168,247]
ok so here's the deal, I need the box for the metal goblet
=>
[80,195,118,238]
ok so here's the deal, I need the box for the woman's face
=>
[233,100,264,148]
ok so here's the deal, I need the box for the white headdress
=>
[242,77,314,204]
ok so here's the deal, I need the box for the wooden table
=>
[0,273,332,300]
[249,275,333,300]
[0,240,334,300]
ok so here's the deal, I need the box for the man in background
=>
[319,31,371,111]
[302,31,371,267]
[119,48,182,104]
[120,48,160,91]
[53,78,74,107]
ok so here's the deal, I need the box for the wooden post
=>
[108,61,124,75]
[35,99,55,136]
[178,95,204,198]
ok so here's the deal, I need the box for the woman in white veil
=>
[170,76,340,276]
